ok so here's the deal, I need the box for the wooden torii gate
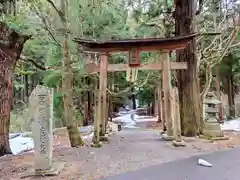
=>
[74,34,196,146]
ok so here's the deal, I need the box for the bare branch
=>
[213,27,239,65]
[200,26,239,99]
[196,0,204,15]
[200,65,213,99]
[45,0,63,17]
[45,0,65,22]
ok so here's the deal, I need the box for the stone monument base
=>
[202,122,224,138]
[199,135,229,141]
[202,129,224,137]
[201,122,230,141]
[21,162,65,178]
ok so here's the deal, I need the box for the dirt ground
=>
[1,123,240,180]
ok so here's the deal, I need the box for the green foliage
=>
[42,70,62,88]
[1,15,28,32]
[136,85,154,106]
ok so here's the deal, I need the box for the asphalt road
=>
[100,148,240,180]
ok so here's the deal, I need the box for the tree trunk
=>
[87,77,93,124]
[174,0,202,136]
[226,73,235,117]
[215,65,223,122]
[24,73,29,101]
[62,41,84,146]
[108,95,113,122]
[0,22,29,156]
[60,0,84,147]
[131,87,136,109]
[147,102,151,115]
[230,74,235,116]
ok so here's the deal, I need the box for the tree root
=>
[67,125,85,147]
[100,135,109,141]
[90,141,103,148]
[162,134,174,141]
[172,140,186,147]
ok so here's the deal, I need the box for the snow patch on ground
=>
[9,130,94,155]
[9,135,34,155]
[221,118,240,131]
[113,110,157,129]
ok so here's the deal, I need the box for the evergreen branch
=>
[20,55,80,72]
[20,55,80,71]
[20,55,46,70]
[31,2,61,46]
[39,24,60,46]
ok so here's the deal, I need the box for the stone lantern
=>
[204,98,221,123]
[202,93,225,138]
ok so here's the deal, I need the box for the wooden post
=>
[99,53,108,136]
[157,69,163,123]
[172,87,181,142]
[108,95,113,122]
[157,87,162,122]
[153,87,157,116]
[162,91,166,130]
[92,78,100,145]
[109,72,113,122]
[105,93,110,129]
[162,52,173,136]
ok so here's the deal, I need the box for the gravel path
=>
[0,128,238,180]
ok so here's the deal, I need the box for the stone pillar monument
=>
[22,85,65,177]
[31,85,53,172]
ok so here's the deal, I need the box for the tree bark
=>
[0,22,29,156]
[230,74,235,116]
[131,87,136,109]
[60,0,84,147]
[87,77,93,124]
[174,0,202,136]
[215,65,223,122]
[226,73,235,117]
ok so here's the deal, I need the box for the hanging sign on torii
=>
[129,47,140,67]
